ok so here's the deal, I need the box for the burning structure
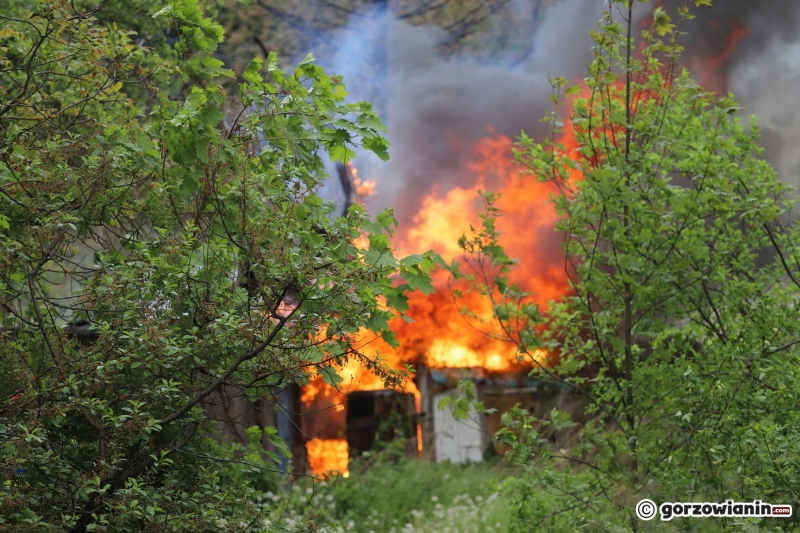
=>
[296,132,574,476]
[215,0,800,477]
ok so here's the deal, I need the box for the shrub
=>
[0,1,435,531]
[451,1,800,531]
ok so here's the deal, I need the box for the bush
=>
[0,1,435,531]
[451,1,800,531]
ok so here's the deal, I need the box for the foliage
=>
[0,1,436,531]
[257,458,512,533]
[450,0,800,531]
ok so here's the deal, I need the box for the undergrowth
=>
[258,457,514,533]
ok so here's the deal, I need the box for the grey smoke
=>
[319,0,602,225]
[663,0,800,188]
[318,0,800,221]
[729,39,800,188]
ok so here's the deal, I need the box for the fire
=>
[404,184,483,261]
[388,280,526,373]
[426,338,547,370]
[296,5,753,472]
[298,95,581,473]
[687,19,750,94]
[388,132,573,371]
[300,334,422,474]
[306,438,349,476]
[427,338,509,372]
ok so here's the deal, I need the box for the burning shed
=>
[293,134,575,475]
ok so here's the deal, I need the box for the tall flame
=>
[389,132,575,372]
[300,9,754,473]
[301,97,582,475]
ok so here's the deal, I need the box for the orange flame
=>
[298,94,582,471]
[389,132,573,371]
[306,438,349,476]
[299,329,421,453]
[299,11,752,469]
[349,161,378,199]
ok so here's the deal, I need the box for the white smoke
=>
[317,0,602,223]
[729,39,800,189]
[317,0,800,220]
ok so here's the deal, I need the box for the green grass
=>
[262,457,515,533]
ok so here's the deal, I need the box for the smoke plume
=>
[670,0,800,189]
[317,0,800,225]
[319,0,603,228]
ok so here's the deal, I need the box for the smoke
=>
[318,0,800,222]
[661,0,800,188]
[666,0,800,65]
[728,39,800,188]
[318,0,603,226]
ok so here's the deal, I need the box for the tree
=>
[0,1,435,531]
[450,0,800,530]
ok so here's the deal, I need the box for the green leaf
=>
[403,266,434,295]
[319,365,343,387]
[197,105,224,126]
[263,426,291,460]
[179,174,199,194]
[195,137,209,163]
[243,57,263,84]
[363,136,390,161]
[653,7,675,36]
